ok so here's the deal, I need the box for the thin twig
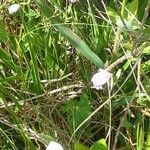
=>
[106,52,132,71]
[0,83,83,108]
[141,0,150,28]
[107,81,112,150]
[29,73,72,85]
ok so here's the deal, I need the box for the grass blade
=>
[34,0,104,68]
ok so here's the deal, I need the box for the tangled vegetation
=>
[0,0,150,149]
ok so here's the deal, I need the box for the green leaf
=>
[90,139,107,150]
[136,123,144,150]
[143,46,150,55]
[107,7,120,24]
[34,0,104,68]
[26,32,42,94]
[127,0,138,20]
[142,60,150,74]
[0,48,21,75]
[74,143,89,150]
[130,27,150,41]
[0,22,8,42]
[136,93,150,106]
[56,25,104,67]
[73,91,91,128]
[0,84,21,109]
[61,91,92,137]
[145,119,150,150]
[121,116,133,129]
[137,0,147,21]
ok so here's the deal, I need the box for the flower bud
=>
[8,4,20,14]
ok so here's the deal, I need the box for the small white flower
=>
[91,69,112,90]
[46,141,63,150]
[8,4,20,14]
[116,19,132,31]
[116,69,121,79]
[70,0,77,3]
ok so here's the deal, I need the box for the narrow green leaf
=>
[56,25,104,67]
[34,0,104,67]
[137,125,144,150]
[145,119,150,150]
[0,48,21,75]
[26,35,42,94]
[0,22,8,42]
[127,0,138,20]
[0,84,21,109]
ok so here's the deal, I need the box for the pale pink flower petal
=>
[91,69,112,90]
[46,141,63,150]
[8,4,20,14]
[70,0,77,3]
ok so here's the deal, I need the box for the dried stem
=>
[106,52,132,71]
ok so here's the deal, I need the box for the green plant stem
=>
[113,0,126,55]
[121,0,127,17]
[145,119,150,150]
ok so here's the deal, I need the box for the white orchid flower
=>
[46,141,63,150]
[91,69,112,90]
[70,0,77,3]
[8,4,20,14]
[116,19,132,30]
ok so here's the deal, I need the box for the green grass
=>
[0,0,150,149]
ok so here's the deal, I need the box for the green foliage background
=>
[0,0,150,149]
